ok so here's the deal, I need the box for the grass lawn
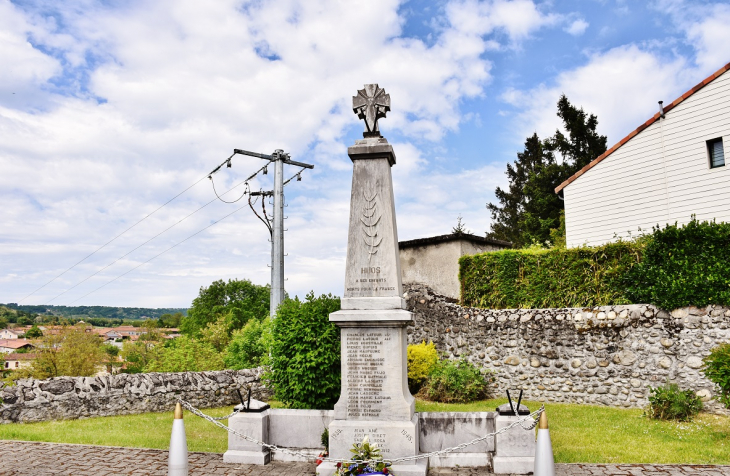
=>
[417,399,730,464]
[0,399,728,464]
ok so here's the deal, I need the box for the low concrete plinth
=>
[419,411,495,468]
[493,415,535,474]
[223,411,270,465]
[269,409,333,462]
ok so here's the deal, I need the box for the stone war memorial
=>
[224,85,538,475]
[320,84,425,475]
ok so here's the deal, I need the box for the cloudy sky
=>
[1,0,728,308]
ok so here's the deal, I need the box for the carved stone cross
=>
[352,84,390,137]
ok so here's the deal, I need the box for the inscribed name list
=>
[344,329,395,419]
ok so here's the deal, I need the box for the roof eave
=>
[555,61,730,194]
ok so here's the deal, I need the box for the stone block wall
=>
[0,369,270,423]
[404,284,730,414]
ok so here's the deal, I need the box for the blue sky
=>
[1,0,728,308]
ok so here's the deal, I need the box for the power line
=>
[209,162,269,204]
[17,156,234,304]
[66,204,248,305]
[44,175,254,305]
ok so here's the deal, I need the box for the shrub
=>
[625,218,730,310]
[267,292,341,409]
[704,343,730,408]
[459,240,644,309]
[407,341,438,394]
[143,336,224,373]
[224,317,272,369]
[646,382,703,421]
[420,357,492,403]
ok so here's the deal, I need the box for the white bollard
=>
[534,410,555,476]
[168,402,189,476]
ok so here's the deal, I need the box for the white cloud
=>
[0,0,561,306]
[672,2,730,74]
[501,45,692,152]
[564,19,589,36]
[446,0,561,43]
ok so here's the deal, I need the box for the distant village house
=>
[0,339,34,354]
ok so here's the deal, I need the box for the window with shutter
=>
[708,138,725,168]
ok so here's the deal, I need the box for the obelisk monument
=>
[320,85,427,476]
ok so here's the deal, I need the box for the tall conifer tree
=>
[487,95,607,247]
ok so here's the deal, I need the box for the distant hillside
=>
[1,303,187,320]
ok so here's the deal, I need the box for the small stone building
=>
[399,233,510,299]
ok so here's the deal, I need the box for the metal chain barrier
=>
[208,408,241,421]
[178,399,544,465]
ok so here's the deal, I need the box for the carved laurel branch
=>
[360,185,382,262]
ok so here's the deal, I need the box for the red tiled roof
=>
[0,339,35,349]
[555,61,730,193]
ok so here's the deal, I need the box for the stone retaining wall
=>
[404,284,730,413]
[0,369,269,423]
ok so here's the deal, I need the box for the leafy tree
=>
[16,316,33,326]
[25,325,43,338]
[224,317,272,369]
[0,317,8,329]
[487,95,607,247]
[121,340,156,374]
[267,292,341,409]
[201,315,232,352]
[144,336,224,373]
[101,343,122,373]
[22,326,105,379]
[181,279,269,337]
[158,312,183,328]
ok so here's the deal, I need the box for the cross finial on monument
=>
[353,84,390,138]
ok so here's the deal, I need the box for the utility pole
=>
[271,151,285,317]
[233,148,313,316]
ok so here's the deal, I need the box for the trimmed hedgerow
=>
[624,218,730,310]
[459,241,644,309]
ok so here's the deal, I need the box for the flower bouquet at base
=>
[334,436,394,476]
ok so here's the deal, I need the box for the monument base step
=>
[316,457,428,476]
[223,449,270,465]
[271,448,321,462]
[429,452,491,468]
[492,455,534,474]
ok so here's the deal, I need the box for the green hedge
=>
[625,219,730,310]
[460,219,730,310]
[459,241,644,309]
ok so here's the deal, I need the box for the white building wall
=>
[564,70,730,247]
